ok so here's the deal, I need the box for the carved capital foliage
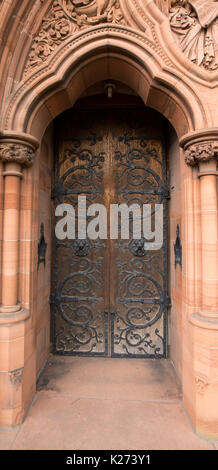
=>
[0,143,35,167]
[25,0,127,73]
[185,141,218,166]
[155,1,218,71]
[0,134,39,167]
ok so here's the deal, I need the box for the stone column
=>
[0,133,39,324]
[0,132,39,428]
[180,129,218,439]
[181,130,218,322]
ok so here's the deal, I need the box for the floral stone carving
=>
[154,1,218,71]
[185,141,218,166]
[25,0,126,72]
[0,142,35,167]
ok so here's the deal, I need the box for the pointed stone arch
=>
[0,0,217,441]
[1,25,206,142]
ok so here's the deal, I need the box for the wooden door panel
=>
[53,122,109,355]
[110,131,168,357]
[52,109,169,357]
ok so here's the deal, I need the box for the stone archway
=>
[0,0,217,440]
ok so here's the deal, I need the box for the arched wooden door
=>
[52,100,170,358]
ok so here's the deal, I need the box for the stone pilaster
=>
[0,133,39,324]
[180,128,218,439]
[0,132,39,428]
[181,129,218,321]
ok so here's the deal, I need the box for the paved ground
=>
[0,356,217,450]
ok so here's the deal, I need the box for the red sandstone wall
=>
[168,127,182,379]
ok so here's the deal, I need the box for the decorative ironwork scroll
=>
[52,113,108,355]
[110,119,169,358]
[52,109,169,357]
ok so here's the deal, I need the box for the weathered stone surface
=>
[155,1,218,71]
[25,0,126,72]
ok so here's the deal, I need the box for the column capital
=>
[0,131,39,168]
[179,128,218,167]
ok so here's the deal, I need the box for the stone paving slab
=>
[0,428,20,450]
[10,395,215,450]
[37,357,182,401]
[0,357,217,450]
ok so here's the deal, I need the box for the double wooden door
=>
[52,108,169,357]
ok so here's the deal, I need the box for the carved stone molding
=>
[190,311,218,330]
[25,0,127,73]
[180,128,218,166]
[195,375,209,395]
[0,133,39,168]
[155,1,218,71]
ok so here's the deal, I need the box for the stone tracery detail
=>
[25,0,126,72]
[0,142,35,167]
[169,1,218,71]
[184,141,218,166]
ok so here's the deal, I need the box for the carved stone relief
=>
[0,142,35,167]
[156,0,218,71]
[154,0,171,16]
[25,0,126,72]
[185,141,218,165]
[9,368,24,390]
